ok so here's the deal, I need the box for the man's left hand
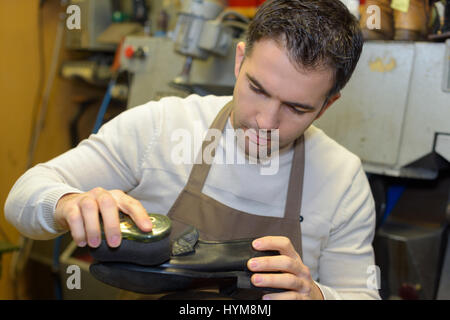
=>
[247,236,324,300]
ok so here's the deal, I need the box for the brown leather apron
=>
[167,100,305,256]
[117,100,305,300]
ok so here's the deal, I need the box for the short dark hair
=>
[245,0,363,100]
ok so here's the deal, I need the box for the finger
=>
[252,236,300,260]
[89,187,106,196]
[79,195,101,248]
[262,291,311,300]
[96,191,121,247]
[247,255,302,274]
[251,273,311,293]
[65,205,86,247]
[109,190,152,232]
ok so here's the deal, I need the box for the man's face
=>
[231,39,340,156]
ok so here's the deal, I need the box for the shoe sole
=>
[90,262,284,296]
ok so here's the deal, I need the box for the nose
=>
[255,101,280,130]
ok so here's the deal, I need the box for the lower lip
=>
[246,128,270,146]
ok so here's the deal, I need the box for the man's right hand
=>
[54,187,153,248]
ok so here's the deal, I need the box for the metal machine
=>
[315,40,450,180]
[372,178,450,299]
[119,0,248,107]
[120,36,238,107]
[171,0,247,86]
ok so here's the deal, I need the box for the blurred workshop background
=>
[0,0,449,300]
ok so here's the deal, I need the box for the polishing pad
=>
[89,212,172,266]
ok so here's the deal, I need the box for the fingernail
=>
[110,235,120,246]
[249,259,258,269]
[144,220,152,230]
[262,295,271,300]
[90,237,100,247]
[253,240,261,249]
[78,241,86,247]
[253,275,262,284]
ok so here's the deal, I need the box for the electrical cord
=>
[26,12,65,169]
[27,0,46,172]
[221,20,249,32]
[216,10,250,24]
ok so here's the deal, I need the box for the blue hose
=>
[93,78,116,134]
[53,235,63,299]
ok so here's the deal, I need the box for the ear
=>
[234,41,246,79]
[315,93,341,120]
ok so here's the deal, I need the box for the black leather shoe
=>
[89,212,172,266]
[90,226,283,298]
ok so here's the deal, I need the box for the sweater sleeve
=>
[4,102,160,240]
[315,164,381,300]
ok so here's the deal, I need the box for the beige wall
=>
[0,1,105,299]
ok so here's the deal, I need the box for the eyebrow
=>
[246,73,317,111]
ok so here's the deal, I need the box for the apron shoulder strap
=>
[283,135,305,221]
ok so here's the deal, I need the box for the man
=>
[5,0,380,300]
